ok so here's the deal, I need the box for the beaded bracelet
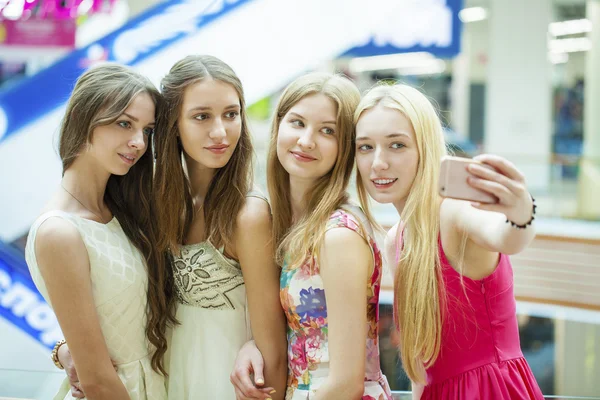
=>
[51,339,66,370]
[506,196,537,229]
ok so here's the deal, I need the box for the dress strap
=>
[329,202,376,243]
[246,188,269,203]
[395,224,405,264]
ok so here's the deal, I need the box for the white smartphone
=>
[439,156,498,204]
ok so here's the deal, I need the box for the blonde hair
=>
[354,83,447,384]
[267,72,360,268]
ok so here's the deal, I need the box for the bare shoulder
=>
[234,197,274,268]
[34,217,87,272]
[323,226,369,253]
[35,217,82,252]
[236,196,271,230]
[320,227,372,280]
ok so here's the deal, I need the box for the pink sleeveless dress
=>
[396,233,544,399]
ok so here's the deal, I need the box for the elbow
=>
[499,230,536,255]
[346,381,366,399]
[275,353,288,375]
[351,382,366,399]
[500,240,531,256]
[79,376,121,399]
[266,339,289,373]
[500,244,524,256]
[80,381,107,398]
[264,348,288,383]
[328,376,364,399]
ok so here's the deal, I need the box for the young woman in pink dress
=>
[354,83,544,400]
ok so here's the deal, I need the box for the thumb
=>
[251,356,265,386]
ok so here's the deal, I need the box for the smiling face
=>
[86,92,155,176]
[355,103,419,209]
[178,78,242,171]
[276,93,339,185]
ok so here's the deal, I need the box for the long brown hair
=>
[154,54,253,251]
[151,55,253,354]
[354,83,448,384]
[267,72,360,268]
[58,64,172,375]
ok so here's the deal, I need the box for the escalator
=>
[0,0,462,241]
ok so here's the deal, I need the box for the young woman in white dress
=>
[152,54,287,399]
[25,64,167,399]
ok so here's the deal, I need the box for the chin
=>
[110,162,135,176]
[285,165,322,181]
[111,168,130,176]
[204,159,229,169]
[367,190,396,205]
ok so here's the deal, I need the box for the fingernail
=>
[256,378,264,384]
[270,390,277,394]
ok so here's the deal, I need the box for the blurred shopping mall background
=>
[0,0,599,398]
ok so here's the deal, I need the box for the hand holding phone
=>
[439,156,498,204]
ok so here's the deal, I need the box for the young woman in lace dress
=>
[26,64,167,399]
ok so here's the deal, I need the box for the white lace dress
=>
[25,210,167,400]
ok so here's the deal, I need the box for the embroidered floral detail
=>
[173,242,244,309]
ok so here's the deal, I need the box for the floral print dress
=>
[279,204,392,400]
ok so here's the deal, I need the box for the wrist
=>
[51,339,66,370]
[506,195,536,229]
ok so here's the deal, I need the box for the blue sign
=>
[0,0,252,143]
[342,0,463,59]
[0,242,61,350]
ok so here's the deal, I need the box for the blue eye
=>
[358,144,373,151]
[291,119,304,127]
[391,143,405,149]
[118,121,131,129]
[322,127,335,135]
[143,127,155,136]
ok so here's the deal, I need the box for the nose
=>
[209,117,227,141]
[128,129,147,151]
[372,148,389,172]
[297,128,316,150]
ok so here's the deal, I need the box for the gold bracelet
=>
[51,339,66,370]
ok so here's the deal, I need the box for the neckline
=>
[43,210,117,227]
[177,240,238,265]
[73,214,117,226]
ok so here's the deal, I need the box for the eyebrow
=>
[188,104,241,112]
[289,112,336,125]
[122,113,155,125]
[356,132,411,141]
[123,113,139,122]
